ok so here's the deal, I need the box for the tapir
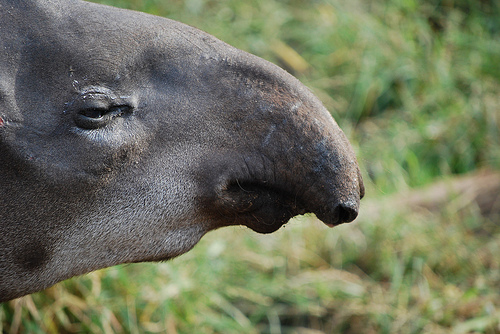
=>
[0,0,364,302]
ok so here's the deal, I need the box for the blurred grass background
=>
[1,0,500,333]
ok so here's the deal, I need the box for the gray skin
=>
[0,0,364,302]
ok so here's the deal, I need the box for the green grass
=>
[2,210,500,333]
[2,0,500,332]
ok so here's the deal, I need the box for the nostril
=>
[337,202,359,223]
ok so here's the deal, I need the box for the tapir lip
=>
[215,179,305,233]
[211,170,362,234]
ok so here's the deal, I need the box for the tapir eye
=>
[81,108,107,119]
[74,105,132,130]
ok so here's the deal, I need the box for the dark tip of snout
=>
[337,202,359,224]
[320,201,359,227]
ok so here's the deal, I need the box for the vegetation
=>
[2,0,499,332]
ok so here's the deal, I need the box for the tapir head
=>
[0,0,363,301]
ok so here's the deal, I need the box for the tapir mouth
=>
[210,166,363,234]
[215,179,306,233]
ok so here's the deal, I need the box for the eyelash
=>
[80,105,130,119]
[74,105,132,129]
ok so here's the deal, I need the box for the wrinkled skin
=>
[0,0,364,302]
